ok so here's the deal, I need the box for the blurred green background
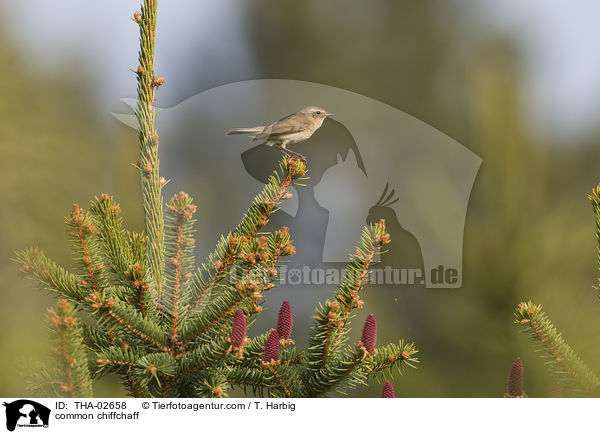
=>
[2,0,600,397]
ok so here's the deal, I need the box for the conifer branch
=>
[125,370,149,398]
[16,246,166,352]
[25,369,66,397]
[268,366,293,398]
[135,0,165,298]
[223,367,269,393]
[100,298,169,352]
[186,158,306,313]
[180,288,245,343]
[280,347,304,365]
[67,204,106,292]
[164,192,196,336]
[133,353,176,396]
[48,298,93,397]
[368,341,419,377]
[96,346,144,375]
[334,222,390,326]
[81,323,113,351]
[238,331,270,365]
[307,348,366,397]
[16,248,90,304]
[306,221,391,373]
[178,338,232,375]
[89,195,133,285]
[515,301,600,393]
[549,381,562,398]
[179,231,292,344]
[97,358,137,370]
[16,1,419,398]
[193,374,230,398]
[90,195,156,317]
[588,185,600,293]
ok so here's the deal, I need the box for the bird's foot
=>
[283,148,306,162]
[276,146,306,162]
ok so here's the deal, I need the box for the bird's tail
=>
[226,127,264,136]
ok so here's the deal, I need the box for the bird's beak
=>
[325,112,334,117]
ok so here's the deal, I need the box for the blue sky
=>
[476,0,600,141]
[1,0,599,142]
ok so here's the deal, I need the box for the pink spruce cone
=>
[361,314,377,352]
[381,381,395,398]
[506,357,524,397]
[263,329,280,362]
[549,382,562,398]
[277,301,293,340]
[230,309,246,348]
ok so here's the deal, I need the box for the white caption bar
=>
[1,398,596,433]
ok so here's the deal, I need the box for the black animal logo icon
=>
[3,400,50,431]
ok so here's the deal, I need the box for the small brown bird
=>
[226,106,333,159]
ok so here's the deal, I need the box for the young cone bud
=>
[381,381,395,398]
[506,357,524,397]
[263,330,280,362]
[361,314,377,352]
[276,301,293,340]
[230,309,246,348]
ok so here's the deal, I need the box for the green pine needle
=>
[515,301,600,394]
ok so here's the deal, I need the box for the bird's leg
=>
[275,145,294,159]
[284,147,306,162]
[275,144,290,155]
[275,143,306,162]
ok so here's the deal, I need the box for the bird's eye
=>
[316,111,321,114]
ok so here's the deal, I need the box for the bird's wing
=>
[256,113,312,139]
